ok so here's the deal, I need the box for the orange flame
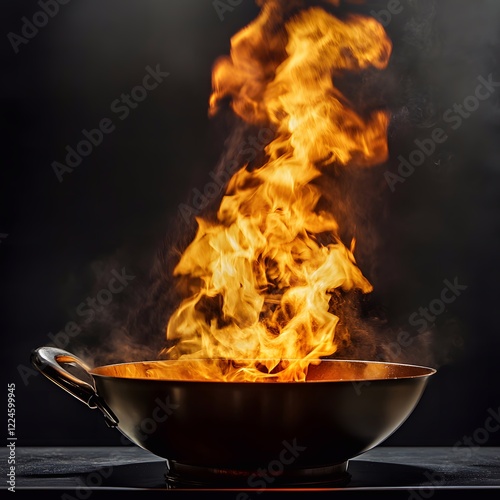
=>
[164,5,391,381]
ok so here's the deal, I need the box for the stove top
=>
[3,447,500,498]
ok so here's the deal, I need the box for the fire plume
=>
[164,3,392,381]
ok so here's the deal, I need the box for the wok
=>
[31,346,435,486]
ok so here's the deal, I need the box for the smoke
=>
[67,0,498,370]
[68,235,186,366]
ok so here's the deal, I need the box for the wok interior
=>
[91,359,435,382]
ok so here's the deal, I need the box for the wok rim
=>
[90,358,436,383]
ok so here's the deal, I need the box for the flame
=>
[163,4,391,381]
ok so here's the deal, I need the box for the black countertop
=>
[2,447,500,499]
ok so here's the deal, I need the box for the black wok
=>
[31,346,435,486]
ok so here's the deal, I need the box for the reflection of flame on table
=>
[161,2,392,382]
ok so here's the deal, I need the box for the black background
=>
[1,0,500,448]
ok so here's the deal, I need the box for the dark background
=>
[1,0,499,447]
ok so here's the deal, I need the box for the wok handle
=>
[30,346,119,427]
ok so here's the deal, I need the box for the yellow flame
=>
[164,6,391,381]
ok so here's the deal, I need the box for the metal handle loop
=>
[31,346,118,427]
